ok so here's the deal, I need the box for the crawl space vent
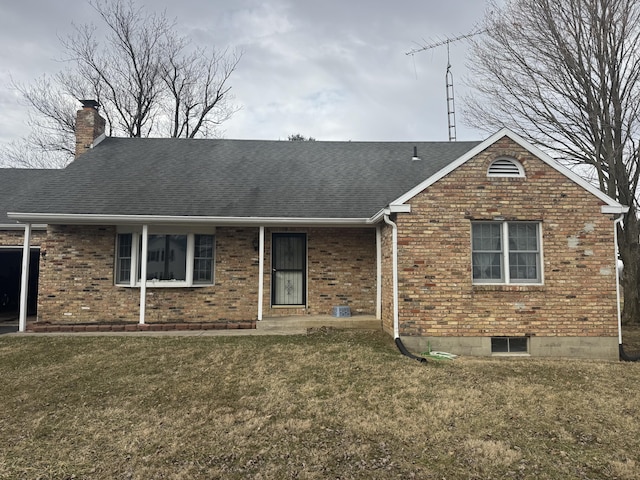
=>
[332,306,351,317]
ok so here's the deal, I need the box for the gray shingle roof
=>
[6,137,481,221]
[0,169,59,224]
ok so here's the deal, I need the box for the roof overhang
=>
[601,205,629,215]
[6,212,374,228]
[368,204,412,223]
[0,223,47,231]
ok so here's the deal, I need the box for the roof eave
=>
[7,212,373,227]
[368,204,412,223]
[601,205,629,215]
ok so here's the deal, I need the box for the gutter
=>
[7,212,372,227]
[383,211,427,363]
[615,214,624,348]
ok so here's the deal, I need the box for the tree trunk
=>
[619,209,640,325]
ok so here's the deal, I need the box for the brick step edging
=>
[27,321,256,333]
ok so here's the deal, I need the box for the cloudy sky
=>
[0,0,491,149]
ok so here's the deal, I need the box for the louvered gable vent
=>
[487,158,524,177]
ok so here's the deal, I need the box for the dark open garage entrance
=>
[0,248,39,318]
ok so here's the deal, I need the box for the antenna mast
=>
[407,29,485,142]
[445,42,456,142]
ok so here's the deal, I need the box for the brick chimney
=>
[75,99,106,158]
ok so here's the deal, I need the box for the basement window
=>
[491,337,529,354]
[115,230,215,287]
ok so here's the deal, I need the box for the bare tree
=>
[465,0,640,325]
[4,0,241,168]
[287,133,316,141]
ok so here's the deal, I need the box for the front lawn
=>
[1,330,639,479]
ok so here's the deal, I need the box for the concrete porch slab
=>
[257,314,381,333]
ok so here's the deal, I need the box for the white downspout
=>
[615,215,624,345]
[383,213,399,339]
[18,223,32,332]
[376,225,382,320]
[139,224,149,325]
[257,226,265,321]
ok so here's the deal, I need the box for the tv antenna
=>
[407,29,485,142]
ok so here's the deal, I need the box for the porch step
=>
[257,315,381,332]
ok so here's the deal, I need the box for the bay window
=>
[115,230,215,287]
[472,222,542,284]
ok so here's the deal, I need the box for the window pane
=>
[508,223,538,251]
[491,338,509,353]
[472,253,503,280]
[116,233,132,284]
[146,235,187,281]
[509,252,539,280]
[472,223,502,250]
[193,235,214,284]
[509,338,528,353]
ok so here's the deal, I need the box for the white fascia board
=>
[6,212,373,228]
[368,205,412,224]
[0,223,47,231]
[389,204,411,213]
[601,205,629,215]
[390,127,626,212]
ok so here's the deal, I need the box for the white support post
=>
[257,226,265,321]
[18,223,32,332]
[139,224,149,325]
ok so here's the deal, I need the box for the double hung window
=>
[115,231,215,287]
[472,222,541,284]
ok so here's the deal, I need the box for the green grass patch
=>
[1,330,640,479]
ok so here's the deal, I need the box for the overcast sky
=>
[0,0,491,149]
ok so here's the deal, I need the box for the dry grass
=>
[1,330,640,479]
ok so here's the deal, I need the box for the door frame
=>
[271,232,307,307]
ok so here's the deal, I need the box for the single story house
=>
[1,102,628,359]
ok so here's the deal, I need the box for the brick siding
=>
[261,227,377,317]
[36,225,377,324]
[392,137,618,340]
[0,230,45,247]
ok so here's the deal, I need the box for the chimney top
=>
[75,100,106,158]
[80,99,100,109]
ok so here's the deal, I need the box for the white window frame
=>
[471,221,543,285]
[115,227,215,288]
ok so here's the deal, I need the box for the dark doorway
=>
[0,249,39,318]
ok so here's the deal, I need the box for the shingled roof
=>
[6,137,481,222]
[0,169,58,225]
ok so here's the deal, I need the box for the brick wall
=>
[381,223,394,335]
[394,137,619,340]
[36,225,377,324]
[38,226,260,324]
[0,230,45,247]
[261,227,377,317]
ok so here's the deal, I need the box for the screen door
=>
[271,233,306,306]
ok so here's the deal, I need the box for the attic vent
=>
[487,158,524,177]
